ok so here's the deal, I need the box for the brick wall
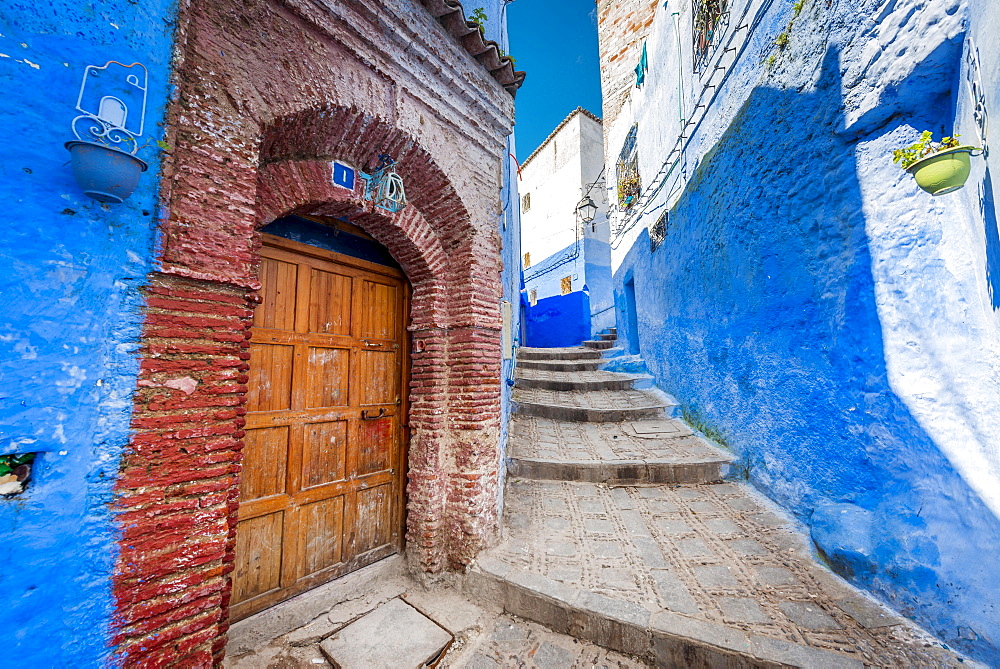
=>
[112,0,514,664]
[596,0,658,146]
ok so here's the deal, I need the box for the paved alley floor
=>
[480,478,963,667]
[229,611,648,668]
[474,338,975,668]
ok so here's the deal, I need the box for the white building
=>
[519,107,614,346]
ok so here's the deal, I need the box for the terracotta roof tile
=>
[420,0,526,97]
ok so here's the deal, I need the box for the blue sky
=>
[506,0,604,162]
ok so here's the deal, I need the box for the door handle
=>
[363,340,384,347]
[361,408,387,420]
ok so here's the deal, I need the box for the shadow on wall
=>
[616,43,1000,662]
[524,291,591,348]
[982,167,1000,309]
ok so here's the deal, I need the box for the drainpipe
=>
[671,11,686,126]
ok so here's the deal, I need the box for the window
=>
[616,124,641,210]
[560,276,572,295]
[650,210,668,251]
[521,192,531,211]
[693,0,729,73]
[528,289,538,306]
[523,252,531,269]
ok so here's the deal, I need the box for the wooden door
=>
[232,233,409,620]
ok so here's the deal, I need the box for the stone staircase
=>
[467,330,970,668]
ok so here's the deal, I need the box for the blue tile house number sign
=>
[331,160,356,190]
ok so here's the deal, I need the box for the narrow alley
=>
[474,333,969,666]
[2,0,998,665]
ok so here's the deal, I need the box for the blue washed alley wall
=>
[525,291,591,349]
[523,239,591,347]
[0,2,176,665]
[583,234,615,334]
[611,0,1000,662]
[498,129,521,510]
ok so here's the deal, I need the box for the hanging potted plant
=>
[892,131,981,196]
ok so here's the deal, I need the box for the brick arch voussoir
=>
[258,104,475,252]
[255,160,450,329]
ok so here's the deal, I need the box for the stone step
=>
[507,457,727,485]
[506,415,732,485]
[516,358,605,372]
[514,369,650,392]
[319,598,452,668]
[598,333,618,341]
[467,480,968,669]
[583,339,614,350]
[518,346,604,361]
[512,388,671,422]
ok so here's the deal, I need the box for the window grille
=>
[616,124,641,211]
[522,192,531,211]
[693,0,729,73]
[650,210,668,252]
[523,252,531,268]
[560,276,572,295]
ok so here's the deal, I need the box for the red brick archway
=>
[108,7,514,663]
[254,140,506,577]
[109,0,514,659]
[112,105,505,665]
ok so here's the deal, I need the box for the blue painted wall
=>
[523,239,591,347]
[498,129,522,510]
[525,291,591,349]
[525,240,586,300]
[0,3,177,665]
[264,216,402,268]
[609,0,1000,662]
[583,234,615,334]
[476,0,522,512]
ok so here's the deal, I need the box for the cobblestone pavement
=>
[513,388,669,410]
[510,415,729,464]
[491,479,964,668]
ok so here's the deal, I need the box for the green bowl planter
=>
[906,146,976,196]
[65,140,148,204]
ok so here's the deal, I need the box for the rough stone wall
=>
[0,2,178,665]
[600,0,1000,662]
[112,0,514,664]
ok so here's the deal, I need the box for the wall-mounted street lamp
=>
[576,195,598,231]
[64,60,149,204]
